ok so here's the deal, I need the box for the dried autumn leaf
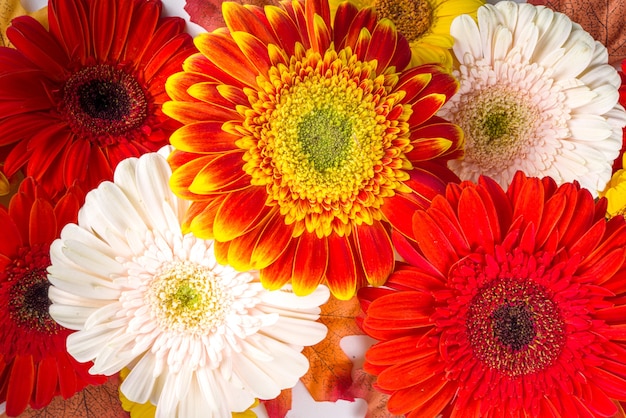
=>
[0,0,47,47]
[2,377,129,418]
[262,389,292,418]
[300,295,364,403]
[528,0,626,65]
[184,0,280,32]
[348,367,398,418]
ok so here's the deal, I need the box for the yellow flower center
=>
[375,0,433,42]
[146,261,232,334]
[240,45,413,237]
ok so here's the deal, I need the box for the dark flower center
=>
[491,302,536,352]
[375,0,432,43]
[466,277,565,376]
[6,245,59,334]
[62,65,148,146]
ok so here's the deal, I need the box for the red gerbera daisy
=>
[359,171,626,417]
[0,0,196,198]
[0,178,106,417]
[164,0,463,299]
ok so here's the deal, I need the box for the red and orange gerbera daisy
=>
[0,0,196,198]
[164,0,463,299]
[0,178,106,417]
[358,171,626,417]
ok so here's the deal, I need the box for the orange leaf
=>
[262,388,292,418]
[0,0,47,48]
[1,377,129,418]
[528,0,626,65]
[348,367,400,418]
[184,0,280,32]
[300,295,364,403]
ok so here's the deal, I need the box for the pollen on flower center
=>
[455,86,541,172]
[240,47,412,237]
[375,0,433,42]
[298,106,353,171]
[146,261,233,334]
[466,277,565,376]
[6,245,59,334]
[61,65,148,146]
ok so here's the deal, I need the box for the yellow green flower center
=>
[147,261,232,334]
[240,46,413,237]
[455,86,540,171]
[375,0,433,42]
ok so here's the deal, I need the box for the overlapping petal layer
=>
[0,0,196,198]
[48,151,329,418]
[164,0,464,299]
[359,171,626,417]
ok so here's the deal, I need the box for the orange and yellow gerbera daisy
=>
[164,0,464,300]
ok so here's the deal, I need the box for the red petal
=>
[458,186,495,252]
[590,366,626,399]
[292,233,328,295]
[91,0,116,60]
[8,16,68,75]
[325,234,357,300]
[413,210,457,275]
[332,1,359,49]
[62,139,91,189]
[406,137,453,161]
[26,123,72,182]
[305,0,331,52]
[49,0,90,59]
[6,354,34,417]
[381,193,422,238]
[0,208,22,258]
[56,352,78,398]
[387,374,448,415]
[377,352,442,390]
[366,336,435,366]
[29,198,56,246]
[265,6,301,57]
[213,187,271,242]
[33,356,58,409]
[366,291,434,324]
[355,222,394,286]
[365,19,397,73]
[510,174,544,228]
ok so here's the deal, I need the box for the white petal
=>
[568,115,613,140]
[121,354,159,403]
[451,14,483,63]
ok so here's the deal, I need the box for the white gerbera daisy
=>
[439,1,626,195]
[47,150,329,418]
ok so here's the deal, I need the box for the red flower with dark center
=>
[0,178,106,416]
[358,171,626,417]
[0,0,196,198]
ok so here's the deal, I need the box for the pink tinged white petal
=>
[440,1,626,196]
[47,152,329,417]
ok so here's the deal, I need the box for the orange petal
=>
[325,234,357,300]
[222,2,276,46]
[170,154,218,198]
[251,214,295,270]
[355,222,394,287]
[366,336,436,366]
[170,121,240,154]
[396,71,432,103]
[292,233,328,295]
[195,32,259,88]
[231,31,272,77]
[213,187,271,242]
[189,152,248,194]
[260,241,297,291]
[186,198,225,238]
[406,137,453,161]
[162,100,239,125]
